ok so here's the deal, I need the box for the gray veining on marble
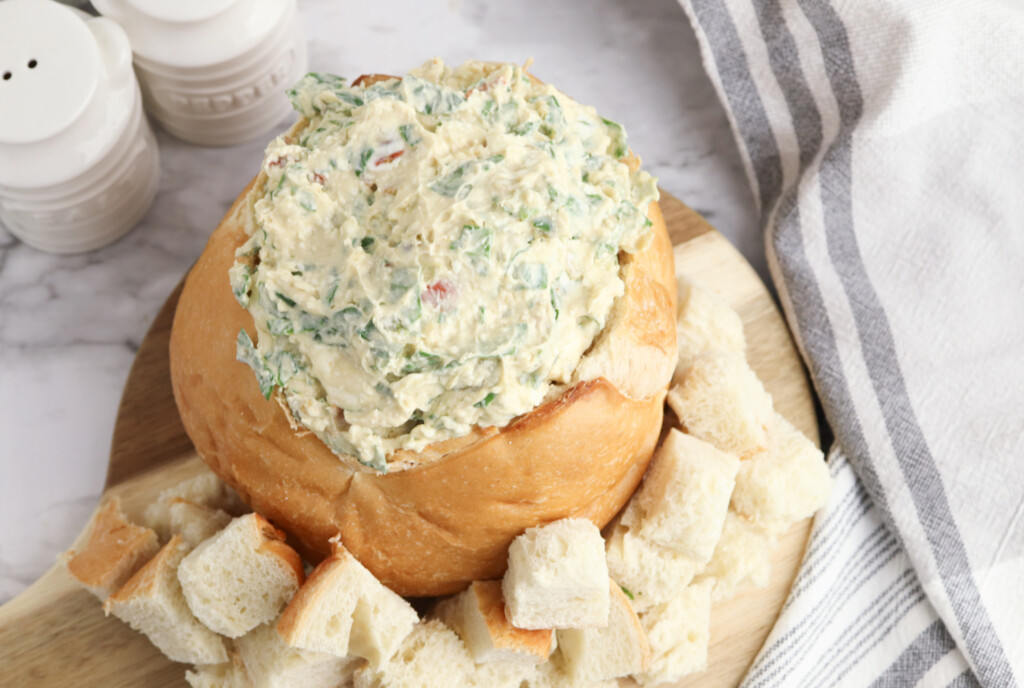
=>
[0,0,758,604]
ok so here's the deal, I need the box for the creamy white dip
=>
[232,59,659,471]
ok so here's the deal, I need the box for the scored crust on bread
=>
[177,514,305,638]
[62,496,159,602]
[170,109,676,595]
[557,580,651,682]
[103,535,229,665]
[503,518,610,630]
[276,538,417,667]
[432,580,555,664]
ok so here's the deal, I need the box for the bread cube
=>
[145,473,247,541]
[557,580,651,682]
[667,352,774,459]
[354,619,537,688]
[620,429,739,561]
[236,622,360,688]
[104,535,228,665]
[62,496,159,602]
[697,511,775,602]
[277,539,417,668]
[503,518,609,630]
[604,523,699,612]
[633,579,714,686]
[185,651,250,688]
[433,580,554,664]
[673,276,746,381]
[168,498,232,548]
[526,652,619,688]
[731,413,832,534]
[178,514,304,638]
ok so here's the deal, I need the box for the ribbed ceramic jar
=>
[93,0,308,146]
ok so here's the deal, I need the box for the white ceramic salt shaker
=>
[0,0,160,254]
[92,0,309,146]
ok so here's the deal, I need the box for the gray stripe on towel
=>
[793,2,1016,684]
[869,620,958,688]
[688,0,783,212]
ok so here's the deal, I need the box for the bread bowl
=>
[169,59,676,596]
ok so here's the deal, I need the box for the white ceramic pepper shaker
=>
[0,0,160,254]
[92,0,309,146]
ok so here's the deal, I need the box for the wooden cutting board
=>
[0,191,817,688]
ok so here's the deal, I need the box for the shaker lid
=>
[0,0,100,145]
[123,0,237,24]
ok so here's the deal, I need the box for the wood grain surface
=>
[0,191,817,688]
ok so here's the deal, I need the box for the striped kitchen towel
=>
[676,0,1024,686]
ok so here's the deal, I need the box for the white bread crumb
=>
[673,275,746,382]
[432,580,554,664]
[277,540,417,668]
[503,518,610,630]
[354,619,537,688]
[604,523,699,613]
[667,352,774,459]
[557,580,650,682]
[145,473,247,541]
[620,429,739,561]
[104,535,228,665]
[731,412,832,534]
[633,579,714,686]
[236,622,360,688]
[178,514,304,638]
[696,511,775,602]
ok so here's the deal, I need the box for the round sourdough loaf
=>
[170,96,677,597]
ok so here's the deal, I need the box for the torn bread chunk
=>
[185,651,251,688]
[432,580,554,664]
[103,535,228,665]
[731,412,832,534]
[178,514,304,638]
[620,429,739,561]
[168,498,233,548]
[236,622,361,688]
[526,650,619,688]
[673,274,746,382]
[503,518,609,630]
[62,496,160,602]
[696,511,775,602]
[604,523,699,613]
[354,619,537,688]
[557,581,650,682]
[633,579,714,686]
[277,539,417,668]
[145,473,247,541]
[667,352,774,459]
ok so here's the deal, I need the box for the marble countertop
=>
[0,0,757,604]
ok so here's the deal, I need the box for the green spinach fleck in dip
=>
[232,59,658,471]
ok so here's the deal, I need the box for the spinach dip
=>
[231,59,659,471]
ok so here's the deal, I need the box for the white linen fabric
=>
[675,0,1024,685]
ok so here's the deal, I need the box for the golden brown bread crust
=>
[63,497,160,600]
[170,154,676,598]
